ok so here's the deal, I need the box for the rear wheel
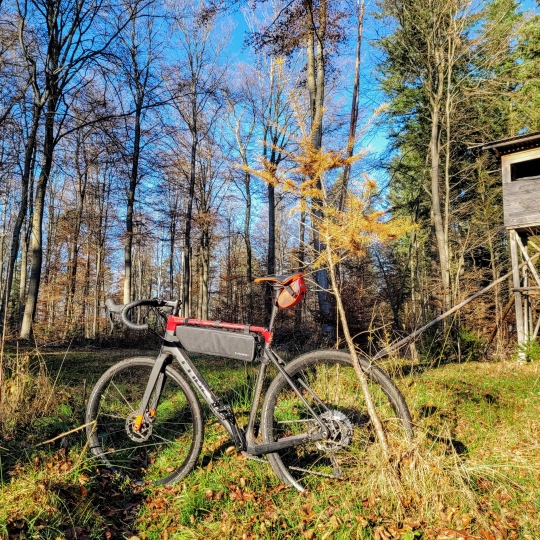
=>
[261,350,413,491]
[86,357,203,485]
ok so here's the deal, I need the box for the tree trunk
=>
[18,225,29,329]
[429,101,451,312]
[305,0,334,339]
[65,136,87,327]
[124,101,142,305]
[169,202,178,297]
[295,207,306,331]
[243,169,253,320]
[20,97,57,340]
[0,107,41,330]
[200,228,210,319]
[339,0,364,212]
[82,238,91,337]
[92,247,102,339]
[183,129,197,317]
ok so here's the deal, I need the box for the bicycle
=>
[86,273,413,491]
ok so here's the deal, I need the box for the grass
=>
[1,346,539,539]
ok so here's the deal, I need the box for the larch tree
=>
[249,0,351,338]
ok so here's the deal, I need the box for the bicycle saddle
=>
[254,272,303,286]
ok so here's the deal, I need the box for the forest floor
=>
[0,346,539,540]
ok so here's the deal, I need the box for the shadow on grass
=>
[0,351,275,538]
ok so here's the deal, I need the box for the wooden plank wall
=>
[503,178,540,228]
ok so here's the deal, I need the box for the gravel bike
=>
[86,273,413,491]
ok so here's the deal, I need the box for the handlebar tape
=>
[121,299,163,331]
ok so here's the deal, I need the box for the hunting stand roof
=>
[482,131,540,157]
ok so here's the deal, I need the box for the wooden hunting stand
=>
[483,132,540,360]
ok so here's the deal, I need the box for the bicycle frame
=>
[131,292,330,457]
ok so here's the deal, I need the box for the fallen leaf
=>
[329,514,342,530]
[269,483,288,495]
[373,526,392,540]
[300,505,316,520]
[355,515,368,527]
[435,528,472,539]
[78,474,90,484]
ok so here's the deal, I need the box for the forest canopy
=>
[0,0,538,359]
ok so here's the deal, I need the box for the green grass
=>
[1,347,539,539]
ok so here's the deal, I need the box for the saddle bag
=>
[176,325,259,362]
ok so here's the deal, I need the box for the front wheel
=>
[86,357,204,485]
[261,350,413,491]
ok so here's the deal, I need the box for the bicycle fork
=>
[132,345,246,450]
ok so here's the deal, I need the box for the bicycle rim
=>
[86,358,203,485]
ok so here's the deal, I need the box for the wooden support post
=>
[520,233,530,337]
[532,310,540,340]
[516,233,540,288]
[523,233,535,338]
[509,229,526,363]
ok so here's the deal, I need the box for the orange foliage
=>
[245,128,412,267]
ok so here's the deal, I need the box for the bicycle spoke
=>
[87,358,203,485]
[109,381,136,413]
[262,350,412,490]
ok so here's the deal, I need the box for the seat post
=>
[267,286,280,332]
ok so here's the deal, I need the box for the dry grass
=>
[0,351,539,539]
[0,351,55,438]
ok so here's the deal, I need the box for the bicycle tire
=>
[261,350,413,491]
[86,357,204,485]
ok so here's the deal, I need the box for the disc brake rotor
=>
[125,411,153,442]
[316,410,353,452]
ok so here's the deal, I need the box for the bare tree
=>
[109,0,164,305]
[18,0,134,339]
[165,4,227,316]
